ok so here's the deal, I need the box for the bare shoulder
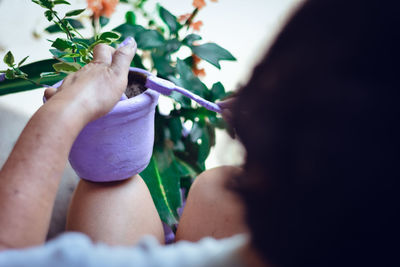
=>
[191,166,243,189]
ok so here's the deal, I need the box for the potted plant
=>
[0,0,236,230]
[58,68,160,182]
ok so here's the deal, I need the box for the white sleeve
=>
[0,232,247,267]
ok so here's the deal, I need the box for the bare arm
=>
[0,39,136,249]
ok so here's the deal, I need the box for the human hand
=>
[217,96,237,138]
[44,37,136,122]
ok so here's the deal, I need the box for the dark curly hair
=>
[233,1,399,266]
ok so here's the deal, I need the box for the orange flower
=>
[190,20,203,31]
[178,13,191,22]
[193,0,206,9]
[193,68,206,77]
[87,0,119,18]
[192,55,206,77]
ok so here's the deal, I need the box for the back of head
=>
[233,0,399,266]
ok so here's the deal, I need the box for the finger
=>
[44,87,57,100]
[221,109,236,139]
[92,44,115,65]
[217,97,236,109]
[111,37,137,76]
[222,109,233,125]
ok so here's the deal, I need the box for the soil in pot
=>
[125,71,147,98]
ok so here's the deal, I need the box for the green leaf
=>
[198,127,211,162]
[136,30,165,50]
[99,16,110,27]
[169,90,192,108]
[88,39,112,50]
[40,72,59,77]
[60,53,80,58]
[152,53,175,77]
[113,23,145,41]
[98,31,121,42]
[51,38,76,51]
[210,82,226,101]
[209,115,228,129]
[15,74,28,79]
[50,49,70,60]
[140,154,180,226]
[189,120,212,164]
[0,59,66,96]
[167,75,192,108]
[5,69,15,80]
[44,10,54,21]
[45,19,84,33]
[73,40,90,50]
[18,56,29,67]
[174,157,198,178]
[154,148,183,218]
[164,39,181,54]
[191,43,236,69]
[32,0,54,9]
[159,5,181,35]
[172,107,215,122]
[125,11,136,25]
[80,55,91,64]
[79,49,91,63]
[52,62,81,73]
[3,51,15,67]
[168,117,183,142]
[65,8,85,17]
[49,49,77,63]
[31,0,42,6]
[182,34,202,47]
[130,54,145,69]
[190,121,203,142]
[175,59,208,98]
[54,0,70,5]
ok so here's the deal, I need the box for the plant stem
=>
[184,8,199,29]
[92,16,100,38]
[53,12,74,41]
[72,28,85,39]
[53,11,77,62]
[22,77,45,88]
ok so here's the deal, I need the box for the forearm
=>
[0,40,135,250]
[0,97,89,249]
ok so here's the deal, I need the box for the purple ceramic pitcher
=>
[52,67,159,182]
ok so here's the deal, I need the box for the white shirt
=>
[0,232,247,267]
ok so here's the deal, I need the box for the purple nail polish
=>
[0,73,5,82]
[119,36,134,48]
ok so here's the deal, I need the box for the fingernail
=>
[119,36,135,48]
[0,74,5,82]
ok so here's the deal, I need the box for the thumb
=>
[111,37,137,76]
[44,87,57,100]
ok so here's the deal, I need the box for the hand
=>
[44,37,136,122]
[217,96,237,138]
